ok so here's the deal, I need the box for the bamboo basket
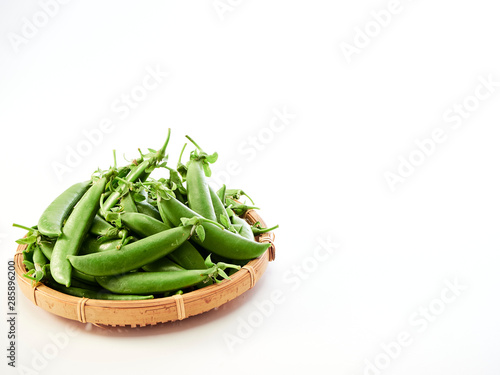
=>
[14,209,275,327]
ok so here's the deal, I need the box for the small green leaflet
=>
[220,214,230,229]
[195,225,205,242]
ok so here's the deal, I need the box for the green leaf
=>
[23,247,33,261]
[179,216,199,227]
[104,212,122,228]
[105,227,120,237]
[177,165,188,180]
[217,184,226,203]
[34,270,44,283]
[220,214,230,229]
[114,215,122,228]
[202,162,211,177]
[168,168,183,184]
[16,235,37,245]
[158,200,171,225]
[105,212,119,221]
[217,268,230,280]
[23,260,34,271]
[157,187,175,200]
[205,152,218,164]
[228,224,240,234]
[195,225,205,242]
[131,192,146,202]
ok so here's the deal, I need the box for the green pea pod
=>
[116,212,206,270]
[157,191,200,227]
[72,270,98,286]
[33,245,48,267]
[166,240,213,291]
[79,236,123,255]
[216,184,226,204]
[231,214,254,241]
[64,277,100,290]
[68,225,193,276]
[96,268,216,294]
[207,253,253,267]
[156,194,176,228]
[97,257,240,294]
[31,245,49,283]
[158,194,270,260]
[184,136,218,221]
[168,242,207,270]
[37,180,90,237]
[142,257,185,272]
[43,267,97,289]
[186,159,217,221]
[39,237,118,259]
[193,221,269,260]
[209,185,232,228]
[135,200,163,221]
[50,176,108,287]
[36,240,96,286]
[121,191,138,213]
[120,212,172,236]
[46,280,153,300]
[39,240,55,260]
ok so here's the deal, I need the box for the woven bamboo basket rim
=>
[14,209,275,328]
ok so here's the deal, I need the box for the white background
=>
[1,1,500,374]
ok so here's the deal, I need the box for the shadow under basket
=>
[14,210,276,328]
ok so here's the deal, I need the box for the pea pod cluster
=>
[13,130,278,300]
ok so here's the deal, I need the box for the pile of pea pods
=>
[14,129,278,300]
